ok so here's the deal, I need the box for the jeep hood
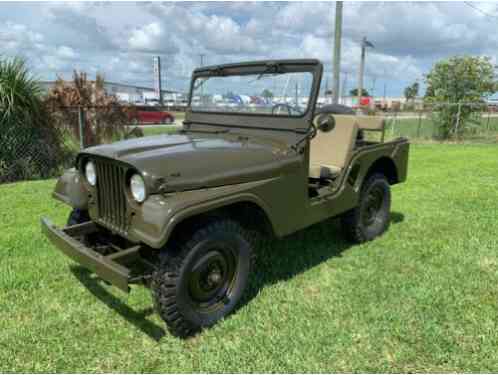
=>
[80,133,300,192]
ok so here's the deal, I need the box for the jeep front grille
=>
[95,160,128,233]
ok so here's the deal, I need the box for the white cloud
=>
[57,46,77,59]
[0,2,497,96]
[0,21,44,50]
[128,22,163,52]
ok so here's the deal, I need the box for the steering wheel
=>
[272,103,294,116]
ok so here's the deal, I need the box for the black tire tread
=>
[341,173,391,243]
[151,219,252,338]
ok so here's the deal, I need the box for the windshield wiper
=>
[249,62,284,83]
[182,125,230,135]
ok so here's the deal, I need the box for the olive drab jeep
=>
[41,59,409,338]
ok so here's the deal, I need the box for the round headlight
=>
[85,161,97,186]
[130,174,146,203]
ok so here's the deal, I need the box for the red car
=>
[129,106,175,124]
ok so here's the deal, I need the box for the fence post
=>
[486,106,491,137]
[417,110,422,138]
[454,102,462,140]
[78,106,85,150]
[391,111,397,138]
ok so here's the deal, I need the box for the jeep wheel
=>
[341,173,391,243]
[152,220,253,338]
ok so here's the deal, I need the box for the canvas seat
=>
[355,116,385,131]
[309,115,358,180]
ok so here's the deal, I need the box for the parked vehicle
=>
[128,105,175,124]
[42,59,409,338]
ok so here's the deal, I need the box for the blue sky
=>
[1,1,497,97]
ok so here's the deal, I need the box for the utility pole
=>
[341,71,348,105]
[332,1,343,104]
[153,56,163,106]
[357,36,374,112]
[199,54,205,67]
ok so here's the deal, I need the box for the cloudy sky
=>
[1,1,498,97]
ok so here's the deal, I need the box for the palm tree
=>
[0,57,65,182]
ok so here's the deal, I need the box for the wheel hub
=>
[188,249,236,306]
[363,187,384,227]
[207,269,222,287]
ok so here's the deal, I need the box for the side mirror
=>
[313,114,335,132]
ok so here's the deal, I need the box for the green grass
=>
[169,111,185,122]
[1,144,498,372]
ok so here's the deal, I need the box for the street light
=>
[357,36,374,113]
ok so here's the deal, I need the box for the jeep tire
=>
[152,219,253,338]
[341,173,391,243]
[67,208,90,226]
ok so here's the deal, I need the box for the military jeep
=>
[41,59,409,337]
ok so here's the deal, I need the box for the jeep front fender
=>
[53,168,89,210]
[127,178,277,249]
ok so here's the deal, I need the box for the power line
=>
[464,2,498,19]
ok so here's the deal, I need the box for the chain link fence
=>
[0,104,183,185]
[0,107,76,184]
[383,102,498,142]
[1,102,496,185]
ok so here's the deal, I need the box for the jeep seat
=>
[309,115,358,179]
[355,116,385,131]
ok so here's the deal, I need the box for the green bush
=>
[0,57,70,183]
[425,56,497,140]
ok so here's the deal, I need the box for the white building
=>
[39,80,185,104]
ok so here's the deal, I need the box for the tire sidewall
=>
[175,231,251,327]
[358,176,391,240]
[67,208,89,226]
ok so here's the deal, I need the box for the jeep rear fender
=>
[351,140,409,193]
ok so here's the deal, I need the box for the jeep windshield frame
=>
[185,59,323,133]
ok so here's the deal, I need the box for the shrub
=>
[424,56,497,139]
[45,72,134,147]
[0,57,69,183]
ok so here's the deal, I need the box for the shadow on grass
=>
[241,211,405,310]
[70,267,166,342]
[242,217,348,308]
[391,212,405,224]
[69,211,404,340]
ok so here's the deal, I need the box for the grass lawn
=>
[1,144,498,372]
[169,111,185,122]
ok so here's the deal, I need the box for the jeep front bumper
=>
[41,218,135,292]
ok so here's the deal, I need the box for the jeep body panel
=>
[78,133,298,193]
[53,168,89,209]
[53,165,306,249]
[53,137,408,249]
[46,59,409,296]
